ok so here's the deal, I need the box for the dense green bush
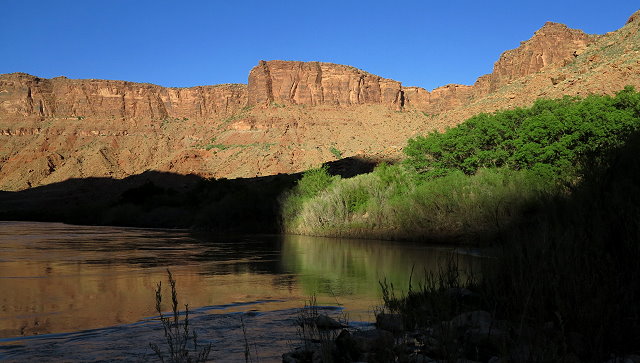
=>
[293,166,338,199]
[404,86,640,179]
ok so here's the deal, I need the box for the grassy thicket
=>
[281,86,640,242]
[282,165,553,241]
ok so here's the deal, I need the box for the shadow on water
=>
[0,156,378,231]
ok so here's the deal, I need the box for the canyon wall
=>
[0,20,597,122]
[1,11,638,191]
[0,73,248,120]
[473,22,596,95]
[245,22,594,113]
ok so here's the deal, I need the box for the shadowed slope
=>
[0,156,377,230]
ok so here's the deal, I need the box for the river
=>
[0,221,481,362]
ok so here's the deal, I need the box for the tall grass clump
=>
[149,270,212,363]
[283,163,555,242]
[281,166,340,232]
[380,255,480,330]
[390,167,554,240]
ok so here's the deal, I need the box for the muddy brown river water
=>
[0,221,481,362]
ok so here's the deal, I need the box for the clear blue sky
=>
[1,1,637,91]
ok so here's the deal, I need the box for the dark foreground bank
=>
[0,156,377,232]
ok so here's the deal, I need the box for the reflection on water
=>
[281,235,480,298]
[0,222,481,362]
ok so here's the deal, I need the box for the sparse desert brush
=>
[149,270,211,363]
[329,146,343,159]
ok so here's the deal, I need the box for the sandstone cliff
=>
[244,20,596,116]
[247,60,403,108]
[0,73,247,120]
[1,11,639,191]
[473,22,596,95]
[402,84,475,114]
[0,17,601,124]
[400,21,596,113]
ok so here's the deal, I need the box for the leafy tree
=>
[294,165,338,199]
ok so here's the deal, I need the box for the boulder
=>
[376,312,404,333]
[352,329,394,353]
[449,311,493,331]
[299,314,345,330]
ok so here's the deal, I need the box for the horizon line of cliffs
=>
[0,22,595,121]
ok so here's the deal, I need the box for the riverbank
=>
[318,139,640,362]
[282,87,640,244]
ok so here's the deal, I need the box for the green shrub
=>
[404,86,640,179]
[329,146,343,159]
[205,144,228,151]
[294,166,338,199]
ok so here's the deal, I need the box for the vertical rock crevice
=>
[315,62,324,105]
[263,61,274,104]
[26,87,35,115]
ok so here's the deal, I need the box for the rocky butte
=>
[0,10,639,191]
[247,60,404,108]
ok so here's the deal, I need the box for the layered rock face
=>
[403,85,474,114]
[0,18,597,124]
[246,21,595,115]
[0,73,247,120]
[473,22,596,95]
[247,60,403,108]
[401,22,595,112]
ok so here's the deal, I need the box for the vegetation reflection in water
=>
[281,234,481,299]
